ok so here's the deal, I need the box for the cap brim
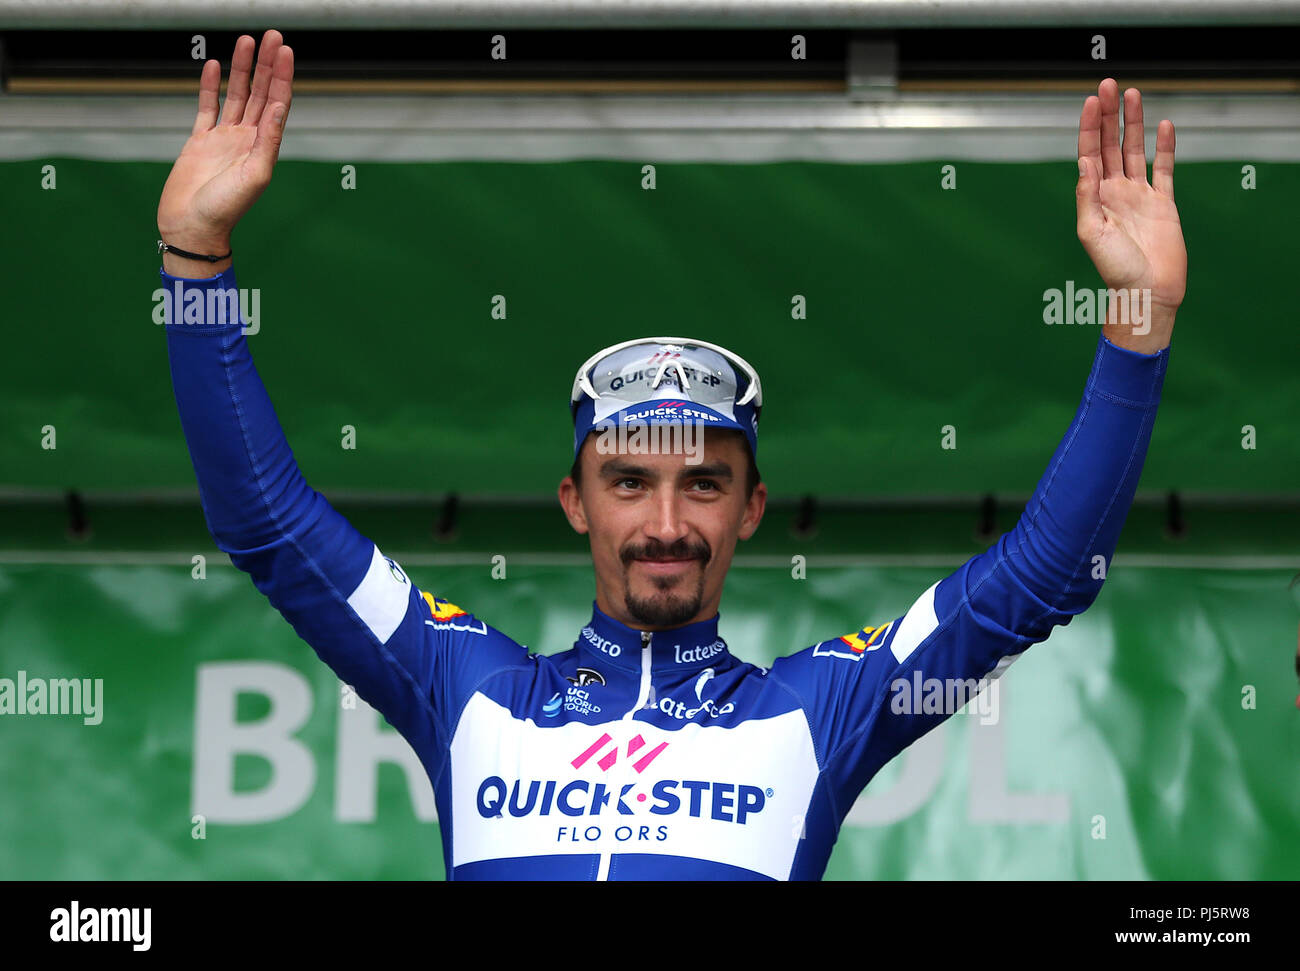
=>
[592,400,745,434]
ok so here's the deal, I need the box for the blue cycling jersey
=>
[163,266,1168,880]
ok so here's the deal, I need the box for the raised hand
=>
[157,30,294,273]
[1075,79,1187,353]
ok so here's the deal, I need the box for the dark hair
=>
[569,428,761,501]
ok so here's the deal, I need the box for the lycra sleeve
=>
[770,332,1169,818]
[162,265,455,748]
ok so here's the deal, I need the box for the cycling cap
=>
[570,337,762,461]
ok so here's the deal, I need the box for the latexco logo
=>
[581,626,621,658]
[674,640,725,664]
[50,901,151,951]
[654,667,734,721]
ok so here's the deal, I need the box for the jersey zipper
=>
[597,629,653,882]
[626,629,653,719]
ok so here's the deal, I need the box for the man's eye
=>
[690,480,718,492]
[616,478,642,489]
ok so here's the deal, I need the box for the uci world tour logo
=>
[544,668,607,718]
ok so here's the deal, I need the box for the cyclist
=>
[159,31,1186,879]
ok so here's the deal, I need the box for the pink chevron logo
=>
[571,732,669,774]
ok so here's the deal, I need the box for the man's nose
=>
[645,488,688,544]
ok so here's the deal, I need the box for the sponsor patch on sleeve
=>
[422,591,468,622]
[347,546,414,645]
[838,621,893,654]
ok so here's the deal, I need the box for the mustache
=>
[622,538,710,566]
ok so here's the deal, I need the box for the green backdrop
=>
[2,158,1298,496]
[1,561,1297,880]
[1,156,1297,880]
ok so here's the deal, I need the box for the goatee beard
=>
[624,575,705,627]
[621,537,710,627]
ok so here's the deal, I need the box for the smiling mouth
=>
[634,557,699,574]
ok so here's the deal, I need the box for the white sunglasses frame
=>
[569,336,762,410]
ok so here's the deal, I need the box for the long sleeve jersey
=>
[163,265,1168,880]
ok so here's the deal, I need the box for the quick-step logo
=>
[476,731,770,845]
[572,731,668,773]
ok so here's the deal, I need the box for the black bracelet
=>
[157,239,232,262]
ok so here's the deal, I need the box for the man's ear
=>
[558,475,589,534]
[737,481,767,541]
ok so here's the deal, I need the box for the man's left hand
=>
[1076,78,1187,354]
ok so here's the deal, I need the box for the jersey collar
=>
[577,601,731,674]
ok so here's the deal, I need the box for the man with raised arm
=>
[161,30,1185,879]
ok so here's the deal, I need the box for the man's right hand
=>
[157,30,294,276]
